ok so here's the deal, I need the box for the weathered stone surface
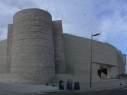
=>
[11,67,55,75]
[53,20,66,74]
[13,9,52,23]
[9,74,55,85]
[11,53,54,60]
[63,34,125,81]
[13,31,53,41]
[11,60,55,68]
[0,8,125,85]
[0,40,7,74]
[12,45,54,54]
[11,8,55,84]
[6,24,13,73]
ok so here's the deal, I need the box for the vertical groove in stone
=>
[6,24,13,73]
[53,20,66,74]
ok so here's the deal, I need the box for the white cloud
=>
[98,9,127,50]
[0,0,127,53]
[0,0,37,41]
[0,28,7,40]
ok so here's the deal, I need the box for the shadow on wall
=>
[98,68,107,78]
[66,64,74,74]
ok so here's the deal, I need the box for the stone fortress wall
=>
[0,40,7,74]
[10,9,56,84]
[58,34,125,82]
[0,8,125,84]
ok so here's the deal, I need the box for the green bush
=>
[118,73,127,77]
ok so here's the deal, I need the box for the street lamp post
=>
[90,33,100,88]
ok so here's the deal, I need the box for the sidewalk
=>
[0,79,126,94]
[80,79,127,90]
[0,83,60,94]
[37,79,127,94]
[46,79,127,91]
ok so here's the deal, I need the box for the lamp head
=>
[92,33,101,37]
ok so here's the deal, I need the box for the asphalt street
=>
[0,86,127,95]
[0,81,127,95]
[41,85,127,95]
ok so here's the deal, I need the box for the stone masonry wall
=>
[53,20,65,74]
[62,33,122,82]
[0,8,125,84]
[6,24,13,73]
[0,40,7,74]
[10,8,55,84]
[117,51,126,75]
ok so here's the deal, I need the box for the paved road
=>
[41,85,127,95]
[0,79,127,95]
[107,85,127,90]
[0,86,127,95]
[0,82,59,95]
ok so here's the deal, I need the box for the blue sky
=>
[0,0,127,70]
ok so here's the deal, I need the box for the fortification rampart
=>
[0,8,125,84]
[10,8,55,84]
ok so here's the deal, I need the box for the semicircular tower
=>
[10,8,55,84]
